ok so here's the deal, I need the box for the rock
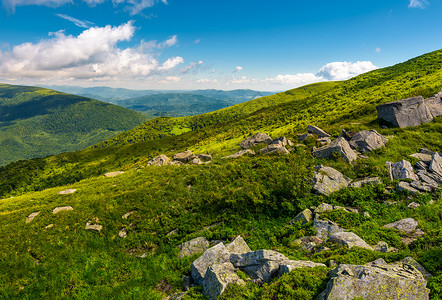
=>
[374,241,389,253]
[376,96,434,128]
[410,153,433,164]
[271,136,289,147]
[223,149,255,159]
[312,165,352,196]
[327,232,373,250]
[243,261,280,284]
[425,94,442,117]
[147,155,171,166]
[45,224,54,229]
[366,258,388,266]
[104,171,124,177]
[198,153,212,162]
[396,181,420,195]
[58,189,76,195]
[387,160,418,181]
[313,219,345,240]
[293,236,323,251]
[52,206,73,214]
[259,144,290,155]
[169,160,184,166]
[429,152,442,176]
[298,133,314,141]
[349,177,382,188]
[191,158,203,165]
[166,229,178,236]
[85,220,102,233]
[416,161,428,171]
[278,260,326,277]
[239,133,273,149]
[173,150,196,163]
[318,137,332,145]
[313,137,358,163]
[230,249,288,268]
[417,171,438,187]
[400,257,433,280]
[118,229,127,238]
[225,236,251,254]
[191,242,230,285]
[408,202,421,209]
[178,237,210,258]
[318,262,430,300]
[122,210,136,219]
[314,203,333,213]
[202,262,245,300]
[307,125,331,138]
[410,181,432,192]
[349,130,387,152]
[289,208,313,225]
[341,129,357,140]
[26,211,40,223]
[383,218,418,234]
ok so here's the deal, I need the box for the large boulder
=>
[376,96,434,128]
[148,155,171,166]
[289,208,313,225]
[327,232,373,250]
[225,236,251,254]
[191,243,230,285]
[313,137,358,163]
[383,218,418,234]
[429,152,442,176]
[173,150,196,163]
[424,93,442,118]
[318,262,430,300]
[386,160,418,181]
[240,133,272,149]
[178,237,210,258]
[313,218,345,240]
[278,260,326,276]
[312,165,352,196]
[349,130,387,152]
[307,125,331,138]
[202,262,245,300]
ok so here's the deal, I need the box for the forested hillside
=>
[0,84,148,166]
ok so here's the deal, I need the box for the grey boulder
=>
[313,137,358,163]
[349,130,387,152]
[349,177,382,188]
[239,133,272,149]
[327,232,373,250]
[223,149,255,159]
[191,242,230,285]
[312,165,352,196]
[387,160,418,181]
[383,218,418,234]
[289,208,313,225]
[173,150,196,163]
[313,218,345,240]
[148,155,171,166]
[307,125,331,138]
[202,262,245,300]
[278,260,326,277]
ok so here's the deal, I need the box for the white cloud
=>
[0,22,184,81]
[56,14,94,28]
[408,0,429,8]
[264,73,323,86]
[2,0,72,12]
[112,0,167,15]
[375,47,381,53]
[196,78,218,83]
[180,60,204,74]
[233,66,243,73]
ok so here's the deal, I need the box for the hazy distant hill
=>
[0,84,148,166]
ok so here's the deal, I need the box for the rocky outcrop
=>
[349,177,382,188]
[52,206,73,214]
[173,150,196,163]
[318,261,430,300]
[327,232,373,250]
[223,149,255,159]
[148,155,171,166]
[307,125,331,138]
[313,137,358,163]
[202,262,245,300]
[311,165,352,196]
[240,133,272,149]
[376,96,434,128]
[58,189,76,195]
[387,160,418,181]
[313,219,345,240]
[396,181,420,195]
[349,130,387,152]
[400,257,433,280]
[289,209,313,225]
[178,237,210,258]
[383,218,418,234]
[104,171,124,177]
[26,211,40,223]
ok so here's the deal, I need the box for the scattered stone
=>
[191,158,203,165]
[198,153,212,162]
[349,177,382,188]
[271,136,289,147]
[387,160,418,181]
[26,211,40,223]
[259,144,290,155]
[173,150,196,163]
[349,130,387,152]
[327,232,373,250]
[374,241,389,253]
[278,260,326,277]
[383,218,418,234]
[85,220,102,233]
[118,229,127,238]
[318,262,430,300]
[429,152,442,176]
[314,203,334,213]
[202,262,245,300]
[313,137,358,163]
[122,211,136,219]
[58,189,76,195]
[148,155,171,166]
[408,202,421,209]
[169,160,184,166]
[307,125,331,138]
[376,96,434,128]
[45,224,54,229]
[240,133,273,149]
[400,257,433,280]
[52,206,73,214]
[104,171,124,177]
[223,149,255,159]
[191,242,230,285]
[289,208,313,225]
[311,165,352,196]
[225,236,251,254]
[313,218,345,240]
[396,181,420,195]
[179,237,210,258]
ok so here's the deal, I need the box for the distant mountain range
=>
[44,86,275,116]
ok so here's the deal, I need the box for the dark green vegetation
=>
[0,50,442,299]
[0,84,148,166]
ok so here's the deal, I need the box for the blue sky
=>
[0,0,441,91]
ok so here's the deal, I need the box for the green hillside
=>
[0,50,441,299]
[0,84,149,166]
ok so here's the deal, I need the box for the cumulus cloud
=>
[233,66,243,73]
[0,21,184,81]
[56,14,94,28]
[408,0,429,8]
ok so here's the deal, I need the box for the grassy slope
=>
[0,84,148,166]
